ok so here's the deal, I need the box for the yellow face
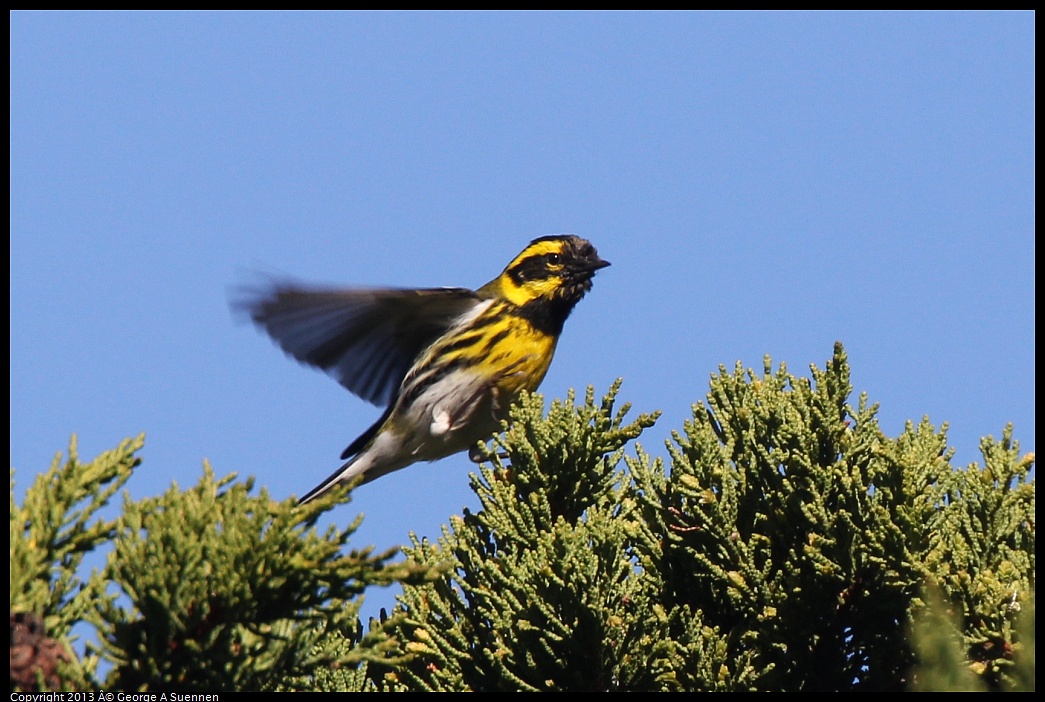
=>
[499,238,575,307]
[492,235,610,314]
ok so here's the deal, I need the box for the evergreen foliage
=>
[11,435,140,688]
[10,443,438,692]
[368,343,1034,691]
[9,343,1034,691]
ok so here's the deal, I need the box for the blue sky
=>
[11,12,1034,622]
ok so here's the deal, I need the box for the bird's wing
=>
[234,282,482,407]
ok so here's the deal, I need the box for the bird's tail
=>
[298,455,371,504]
[297,424,410,504]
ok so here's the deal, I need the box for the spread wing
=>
[233,282,482,407]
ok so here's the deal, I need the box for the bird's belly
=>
[392,369,503,462]
[396,337,554,462]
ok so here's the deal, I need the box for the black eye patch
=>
[509,253,563,284]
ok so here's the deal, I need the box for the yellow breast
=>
[434,302,558,398]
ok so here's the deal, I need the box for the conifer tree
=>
[10,343,1033,691]
[366,343,1034,691]
[10,439,436,691]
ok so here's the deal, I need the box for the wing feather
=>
[233,282,481,407]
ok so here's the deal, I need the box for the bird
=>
[235,234,609,503]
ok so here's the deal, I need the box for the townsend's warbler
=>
[237,235,609,503]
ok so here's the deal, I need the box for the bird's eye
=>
[547,253,562,266]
